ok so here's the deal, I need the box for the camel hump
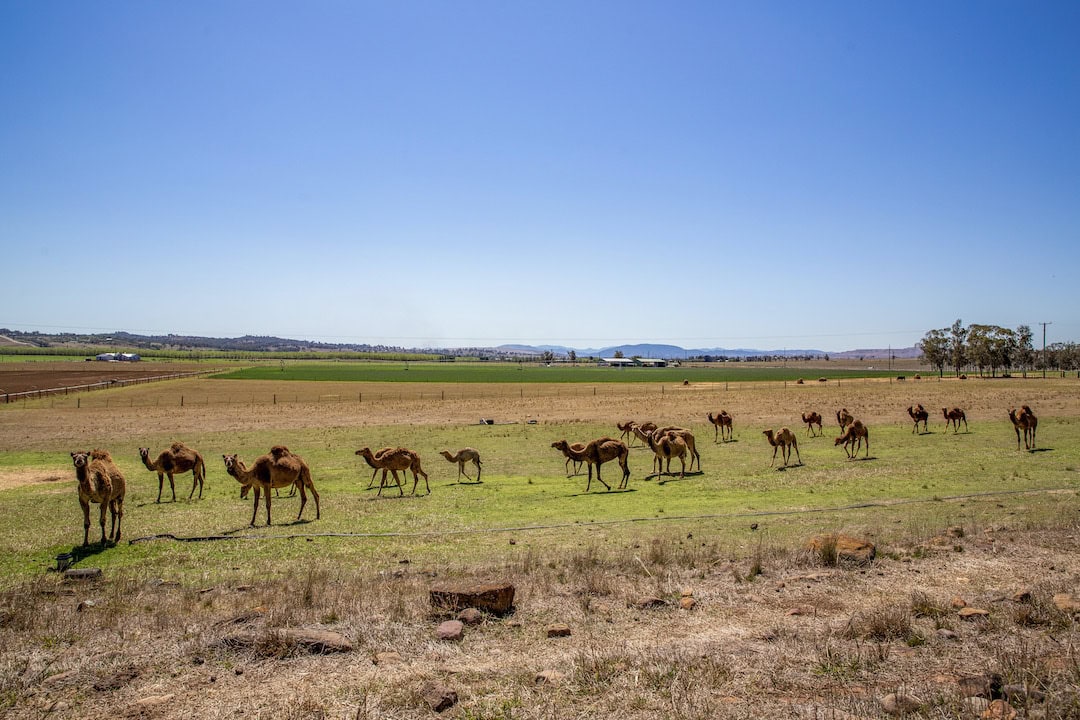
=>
[270,445,291,458]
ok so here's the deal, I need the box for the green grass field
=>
[1,415,1076,586]
[215,360,904,384]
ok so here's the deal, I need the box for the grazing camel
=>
[222,446,321,526]
[836,409,854,433]
[138,442,206,503]
[1008,406,1038,450]
[835,420,870,459]
[942,407,968,433]
[618,420,656,446]
[440,448,482,483]
[801,411,823,437]
[355,447,398,488]
[657,431,688,479]
[707,411,734,442]
[355,447,430,496]
[551,438,630,491]
[632,425,701,474]
[906,405,929,434]
[762,428,801,467]
[71,450,125,547]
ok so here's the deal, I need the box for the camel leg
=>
[368,467,379,489]
[475,460,481,483]
[595,462,611,492]
[770,445,778,467]
[81,497,91,547]
[168,473,176,502]
[250,487,261,527]
[111,497,123,542]
[792,440,801,465]
[98,501,108,546]
[156,473,164,503]
[188,472,198,500]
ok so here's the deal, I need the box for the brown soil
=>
[0,361,220,396]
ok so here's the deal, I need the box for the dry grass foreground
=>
[1,375,1079,718]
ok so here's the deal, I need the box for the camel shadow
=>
[1028,447,1053,454]
[916,431,933,436]
[567,487,637,497]
[846,456,878,462]
[67,542,112,564]
[773,462,805,472]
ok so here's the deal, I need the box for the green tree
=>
[613,350,624,359]
[567,350,577,364]
[948,319,967,377]
[919,328,949,377]
[1015,325,1034,376]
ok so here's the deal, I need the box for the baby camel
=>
[71,450,126,547]
[907,405,929,434]
[440,448,483,483]
[707,411,734,442]
[139,442,206,503]
[835,420,870,459]
[762,428,801,467]
[801,411,823,437]
[942,407,968,433]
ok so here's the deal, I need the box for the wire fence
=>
[1,370,219,404]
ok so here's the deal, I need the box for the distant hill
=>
[1,328,917,361]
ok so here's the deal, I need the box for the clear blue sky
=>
[2,2,1077,352]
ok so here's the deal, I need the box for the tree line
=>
[919,320,1079,377]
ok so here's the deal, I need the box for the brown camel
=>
[551,438,630,491]
[222,446,320,526]
[836,408,854,433]
[355,447,429,496]
[440,448,482,483]
[707,411,733,442]
[942,407,968,433]
[355,446,397,488]
[632,425,701,474]
[551,440,587,476]
[657,431,688,479]
[835,420,870,458]
[138,442,206,503]
[71,450,125,547]
[801,411,823,437]
[906,404,929,434]
[762,428,801,467]
[618,420,656,446]
[1008,406,1038,450]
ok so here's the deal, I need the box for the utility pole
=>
[1039,321,1052,378]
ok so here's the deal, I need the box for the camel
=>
[138,442,206,503]
[657,431,688,479]
[71,450,125,547]
[551,438,630,491]
[835,420,870,459]
[618,420,656,446]
[356,446,398,488]
[632,425,701,474]
[1008,406,1038,450]
[906,404,929,434]
[222,446,321,526]
[355,447,429,496]
[762,428,801,467]
[440,448,482,483]
[836,408,854,433]
[942,407,968,433]
[552,440,587,476]
[707,411,733,442]
[801,411,823,437]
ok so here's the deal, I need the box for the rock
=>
[965,698,991,714]
[429,581,515,616]
[936,628,958,640]
[1002,684,1045,703]
[1010,589,1032,603]
[632,596,668,609]
[787,606,812,616]
[373,651,403,666]
[958,675,994,698]
[959,607,990,620]
[879,692,922,715]
[281,628,353,654]
[951,596,968,609]
[436,620,464,641]
[76,600,96,612]
[457,608,483,625]
[679,597,696,610]
[545,623,571,638]
[42,670,78,685]
[135,694,175,708]
[215,628,352,655]
[421,681,458,712]
[1053,593,1080,614]
[806,534,876,565]
[535,670,565,685]
[981,699,1017,719]
[680,588,694,597]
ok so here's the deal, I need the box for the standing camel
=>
[551,440,587,476]
[551,438,630,491]
[618,420,656,447]
[222,446,321,526]
[657,431,689,479]
[801,411,823,437]
[762,428,801,467]
[632,425,701,474]
[942,407,968,433]
[138,442,206,503]
[1008,406,1038,450]
[71,450,125,547]
[355,447,429,496]
[906,405,929,434]
[707,411,733,442]
[836,408,854,433]
[439,448,482,483]
[835,420,870,459]
[356,447,398,488]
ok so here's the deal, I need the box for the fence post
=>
[181,395,184,407]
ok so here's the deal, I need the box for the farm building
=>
[94,352,141,362]
[598,357,668,367]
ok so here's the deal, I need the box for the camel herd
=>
[68,404,1041,546]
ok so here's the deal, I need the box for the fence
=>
[1,370,219,404]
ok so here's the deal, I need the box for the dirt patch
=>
[0,361,223,397]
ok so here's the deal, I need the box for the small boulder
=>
[280,628,353,654]
[632,596,668,610]
[457,608,483,626]
[535,670,565,685]
[951,596,968,609]
[436,620,464,642]
[421,681,458,712]
[373,651,403,666]
[959,607,990,620]
[1053,593,1080,614]
[678,597,696,610]
[879,692,923,716]
[806,534,876,565]
[430,582,515,616]
[545,623,571,638]
[981,699,1017,719]
[135,694,175,709]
